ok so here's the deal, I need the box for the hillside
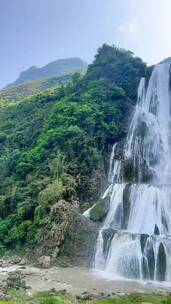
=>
[0,44,146,257]
[6,57,88,88]
[0,74,72,102]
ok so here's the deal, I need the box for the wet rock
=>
[122,184,131,228]
[156,242,166,281]
[89,197,110,222]
[102,228,115,258]
[142,256,149,280]
[145,240,155,280]
[154,225,160,235]
[140,234,149,253]
[123,159,135,182]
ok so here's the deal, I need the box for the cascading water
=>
[92,62,171,282]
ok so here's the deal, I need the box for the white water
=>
[93,62,171,282]
[108,143,122,183]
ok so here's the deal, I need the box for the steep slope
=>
[0,74,72,102]
[0,44,146,258]
[6,57,87,88]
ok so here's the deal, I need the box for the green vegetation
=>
[89,198,110,222]
[0,75,72,102]
[0,44,146,252]
[0,291,169,304]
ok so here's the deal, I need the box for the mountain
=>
[6,57,88,88]
[0,74,72,102]
[0,44,146,261]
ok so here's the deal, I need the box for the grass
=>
[91,293,165,304]
[0,290,170,304]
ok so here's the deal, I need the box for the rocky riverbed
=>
[0,264,170,298]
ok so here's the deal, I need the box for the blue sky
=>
[1,0,171,88]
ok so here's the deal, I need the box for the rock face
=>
[60,214,98,266]
[25,213,98,267]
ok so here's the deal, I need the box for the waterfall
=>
[93,62,171,282]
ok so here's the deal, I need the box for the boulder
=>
[60,214,98,266]
[19,258,27,265]
[39,256,51,268]
[89,197,110,222]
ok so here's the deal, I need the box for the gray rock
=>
[11,256,21,264]
[39,256,51,268]
[51,247,59,260]
[19,258,27,265]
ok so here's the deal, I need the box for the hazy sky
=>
[1,0,171,88]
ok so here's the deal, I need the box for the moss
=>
[89,198,110,222]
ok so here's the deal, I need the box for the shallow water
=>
[0,265,170,295]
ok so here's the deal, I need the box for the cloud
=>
[117,21,138,34]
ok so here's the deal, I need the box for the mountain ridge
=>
[6,57,88,88]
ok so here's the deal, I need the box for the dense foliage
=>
[0,44,146,252]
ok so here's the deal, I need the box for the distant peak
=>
[5,57,88,88]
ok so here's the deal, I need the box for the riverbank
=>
[0,265,170,297]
